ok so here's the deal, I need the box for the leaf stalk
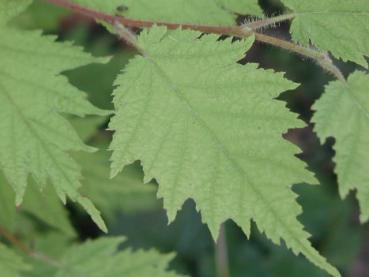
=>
[0,226,62,267]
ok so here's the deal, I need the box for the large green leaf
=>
[109,26,339,276]
[282,0,369,67]
[313,71,369,222]
[0,10,108,231]
[72,0,262,25]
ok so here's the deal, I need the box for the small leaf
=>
[313,71,369,222]
[282,0,369,67]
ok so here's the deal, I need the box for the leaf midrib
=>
[144,52,318,261]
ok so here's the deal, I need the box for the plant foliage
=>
[109,26,337,275]
[0,0,368,276]
[283,0,369,67]
[0,1,108,231]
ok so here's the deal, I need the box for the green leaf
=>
[0,242,31,277]
[0,0,32,25]
[55,237,184,277]
[282,0,369,67]
[0,25,108,231]
[109,26,339,276]
[313,71,369,223]
[72,0,262,25]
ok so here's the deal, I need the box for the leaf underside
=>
[0,11,108,231]
[110,26,339,276]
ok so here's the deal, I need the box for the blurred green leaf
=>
[0,242,31,277]
[78,151,159,219]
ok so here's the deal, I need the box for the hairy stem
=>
[0,226,62,267]
[253,33,346,82]
[243,13,296,30]
[44,0,345,81]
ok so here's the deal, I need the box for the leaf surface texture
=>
[0,9,108,231]
[110,26,339,276]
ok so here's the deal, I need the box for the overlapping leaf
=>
[109,26,339,276]
[313,71,369,223]
[73,0,262,25]
[0,5,108,231]
[0,243,31,277]
[282,0,369,67]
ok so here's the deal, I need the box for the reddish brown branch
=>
[0,226,62,267]
[0,226,32,255]
[45,0,345,81]
[46,0,242,36]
